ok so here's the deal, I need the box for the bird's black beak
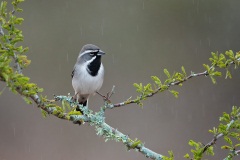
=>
[97,50,105,56]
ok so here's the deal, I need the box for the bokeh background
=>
[0,0,240,159]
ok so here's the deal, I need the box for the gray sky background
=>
[0,0,240,159]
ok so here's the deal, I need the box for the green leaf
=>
[16,8,23,12]
[234,143,240,148]
[1,72,9,81]
[211,71,222,77]
[164,69,170,78]
[210,75,216,84]
[225,69,232,79]
[37,87,43,93]
[68,110,82,115]
[0,1,7,17]
[205,146,214,156]
[184,153,190,159]
[224,136,232,146]
[143,83,153,95]
[151,76,162,86]
[160,84,168,92]
[133,83,143,93]
[221,145,231,150]
[225,50,234,59]
[17,0,25,3]
[22,96,32,104]
[41,109,48,118]
[181,66,187,76]
[229,132,239,139]
[168,150,174,158]
[235,52,240,62]
[219,53,226,62]
[169,90,179,98]
[14,17,24,24]
[203,64,210,72]
[222,112,230,122]
[130,139,142,149]
[189,140,199,148]
[231,106,238,116]
[0,49,7,53]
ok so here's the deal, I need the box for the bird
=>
[71,44,105,111]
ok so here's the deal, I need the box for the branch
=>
[54,95,164,160]
[107,55,240,108]
[203,111,240,153]
[185,107,240,159]
[1,73,166,159]
[224,149,240,160]
[110,71,209,108]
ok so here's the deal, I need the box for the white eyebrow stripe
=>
[79,50,92,57]
[80,50,99,57]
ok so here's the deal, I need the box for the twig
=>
[97,85,116,103]
[96,91,107,100]
[112,70,208,107]
[202,112,240,155]
[107,85,115,99]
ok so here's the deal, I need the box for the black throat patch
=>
[87,56,101,76]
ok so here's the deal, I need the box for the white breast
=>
[72,63,104,95]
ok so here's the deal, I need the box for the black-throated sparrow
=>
[72,44,105,111]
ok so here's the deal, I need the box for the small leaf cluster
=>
[162,151,174,160]
[128,138,142,150]
[0,0,29,71]
[186,106,240,160]
[36,95,65,119]
[204,50,240,83]
[133,67,188,106]
[217,106,240,159]
[0,1,43,104]
[184,140,214,160]
[0,1,28,55]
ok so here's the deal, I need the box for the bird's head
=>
[78,44,105,63]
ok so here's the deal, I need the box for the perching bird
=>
[71,44,105,111]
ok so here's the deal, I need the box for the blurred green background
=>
[0,0,240,159]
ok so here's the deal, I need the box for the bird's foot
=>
[72,92,78,102]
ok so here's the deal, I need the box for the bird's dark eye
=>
[89,53,95,56]
[89,50,99,56]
